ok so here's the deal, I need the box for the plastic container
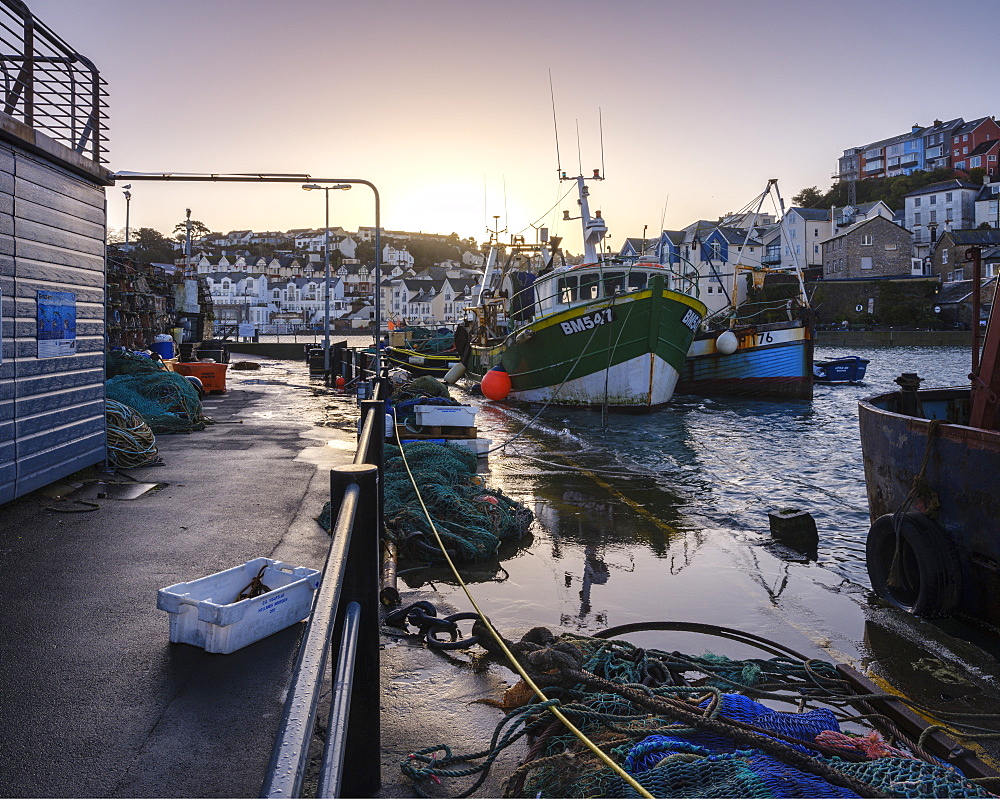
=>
[448,438,493,456]
[174,362,228,393]
[157,557,321,654]
[414,405,477,427]
[150,340,176,359]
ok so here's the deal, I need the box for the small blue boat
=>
[813,355,869,384]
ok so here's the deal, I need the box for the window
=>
[814,228,819,237]
[930,196,937,205]
[915,212,922,225]
[915,197,921,207]
[971,157,982,168]
[885,243,897,250]
[930,210,937,224]
[964,134,969,141]
[963,147,969,155]
[956,161,966,170]
[861,234,873,245]
[942,249,948,264]
[861,257,873,270]
[991,155,998,162]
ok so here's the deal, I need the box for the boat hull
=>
[814,356,869,384]
[468,280,705,410]
[384,347,461,378]
[677,321,813,400]
[859,387,1000,625]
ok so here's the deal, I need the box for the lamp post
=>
[122,184,132,248]
[302,183,351,373]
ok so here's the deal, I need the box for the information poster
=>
[37,290,77,358]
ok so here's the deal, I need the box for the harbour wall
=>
[815,330,973,347]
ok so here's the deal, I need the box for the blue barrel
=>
[151,340,176,360]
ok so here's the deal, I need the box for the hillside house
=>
[821,216,914,279]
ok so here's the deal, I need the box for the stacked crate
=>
[395,405,490,455]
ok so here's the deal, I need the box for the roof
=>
[968,139,999,157]
[904,179,981,197]
[821,214,911,243]
[953,116,996,136]
[713,226,762,247]
[941,229,1000,246]
[789,207,829,221]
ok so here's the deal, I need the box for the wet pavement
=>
[2,353,1000,798]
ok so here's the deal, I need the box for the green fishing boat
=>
[463,172,706,410]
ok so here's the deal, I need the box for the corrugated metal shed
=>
[0,131,108,504]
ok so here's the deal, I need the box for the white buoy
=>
[716,330,739,355]
[443,362,466,383]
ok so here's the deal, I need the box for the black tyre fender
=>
[866,512,962,618]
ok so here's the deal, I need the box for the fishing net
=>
[400,632,996,799]
[405,326,456,354]
[106,348,169,378]
[105,372,206,433]
[383,442,533,563]
[389,375,452,404]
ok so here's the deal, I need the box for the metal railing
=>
[262,377,388,798]
[0,0,108,162]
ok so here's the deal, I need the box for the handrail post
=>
[332,463,381,798]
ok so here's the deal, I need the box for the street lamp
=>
[302,183,351,373]
[122,184,132,248]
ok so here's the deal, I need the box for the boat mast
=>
[773,181,810,306]
[561,169,607,263]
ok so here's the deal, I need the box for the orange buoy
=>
[480,365,511,400]
[335,376,346,389]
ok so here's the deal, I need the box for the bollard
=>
[380,540,400,607]
[767,508,818,557]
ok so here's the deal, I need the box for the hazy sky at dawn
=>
[28,0,1000,254]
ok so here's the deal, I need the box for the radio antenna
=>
[549,69,562,177]
[575,119,582,175]
[599,107,605,178]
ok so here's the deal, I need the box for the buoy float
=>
[480,364,511,400]
[335,376,346,389]
[716,330,739,355]
[443,362,466,384]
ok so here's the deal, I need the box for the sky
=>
[27,0,1000,255]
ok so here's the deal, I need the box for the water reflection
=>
[475,345,973,613]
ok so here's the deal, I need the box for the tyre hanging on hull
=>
[866,512,962,619]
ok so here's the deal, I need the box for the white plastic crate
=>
[448,438,493,456]
[414,404,477,427]
[157,557,321,654]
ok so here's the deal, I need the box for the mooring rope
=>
[391,413,656,798]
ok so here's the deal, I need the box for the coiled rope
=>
[391,413,656,798]
[105,399,160,468]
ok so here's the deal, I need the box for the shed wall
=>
[0,139,106,504]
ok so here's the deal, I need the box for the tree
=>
[130,227,175,264]
[792,187,825,208]
[172,218,212,242]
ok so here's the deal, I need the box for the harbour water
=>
[383,343,979,662]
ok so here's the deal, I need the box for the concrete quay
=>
[0,356,514,798]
